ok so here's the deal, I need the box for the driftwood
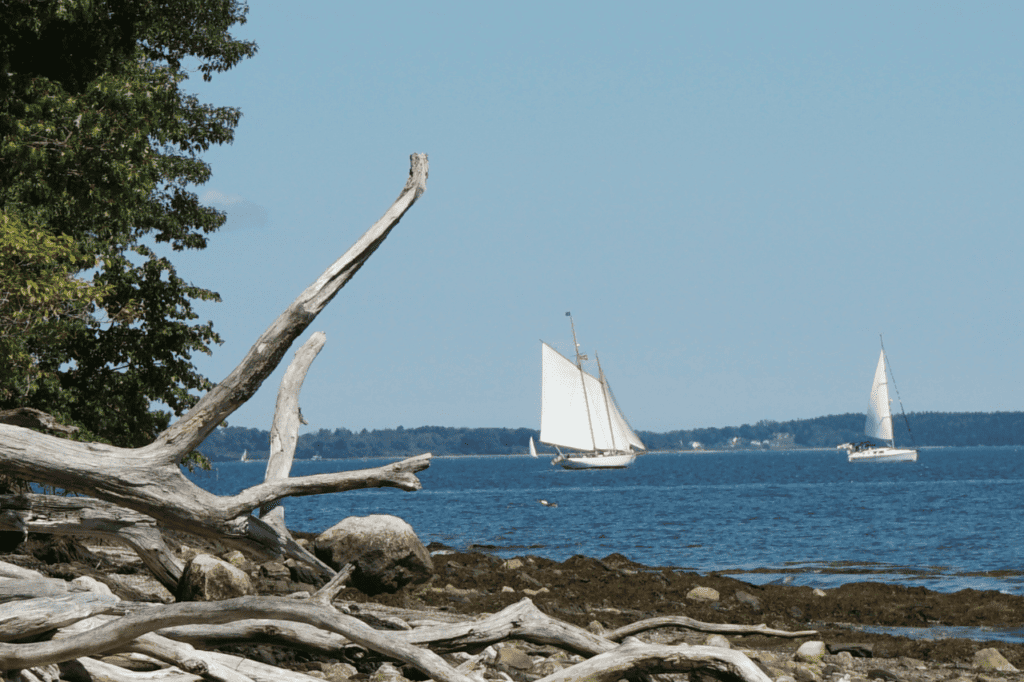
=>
[0,591,804,682]
[0,154,431,574]
[0,494,183,592]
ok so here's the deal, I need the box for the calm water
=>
[189,446,1024,596]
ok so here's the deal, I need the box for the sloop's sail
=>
[866,349,894,442]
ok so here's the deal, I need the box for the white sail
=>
[865,349,894,441]
[529,436,538,458]
[540,342,645,452]
[603,378,646,451]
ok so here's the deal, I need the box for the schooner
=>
[538,314,645,469]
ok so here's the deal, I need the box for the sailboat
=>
[539,314,645,469]
[839,339,918,463]
[240,449,249,462]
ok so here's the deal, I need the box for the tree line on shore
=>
[198,410,1024,461]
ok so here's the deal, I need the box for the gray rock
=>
[795,641,827,663]
[321,662,358,682]
[260,560,290,581]
[494,645,534,671]
[794,664,821,682]
[865,668,900,682]
[686,586,720,602]
[735,589,762,612]
[314,514,433,595]
[973,648,1017,672]
[704,634,732,649]
[177,553,254,602]
[368,662,408,681]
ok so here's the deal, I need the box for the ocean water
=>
[188,446,1024,596]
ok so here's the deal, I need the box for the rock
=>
[686,586,719,602]
[586,620,604,634]
[103,573,175,603]
[795,641,826,663]
[314,515,433,595]
[177,553,255,601]
[501,585,515,593]
[522,586,549,596]
[321,662,358,682]
[494,645,534,671]
[865,668,899,682]
[794,664,821,682]
[285,558,323,586]
[973,648,1017,671]
[735,589,762,612]
[260,560,290,581]
[502,558,524,570]
[368,662,408,681]
[71,575,115,597]
[812,588,827,597]
[222,550,248,568]
[704,634,731,649]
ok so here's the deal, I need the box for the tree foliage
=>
[0,0,257,446]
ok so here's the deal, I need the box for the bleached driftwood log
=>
[0,154,430,572]
[0,494,183,591]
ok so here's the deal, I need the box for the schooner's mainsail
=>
[538,316,645,469]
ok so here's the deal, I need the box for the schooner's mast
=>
[596,353,618,453]
[567,312,598,452]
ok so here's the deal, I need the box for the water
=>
[189,446,1024,596]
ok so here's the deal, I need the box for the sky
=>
[170,1,1023,435]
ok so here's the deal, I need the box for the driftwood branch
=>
[606,615,819,641]
[0,154,430,566]
[539,638,773,682]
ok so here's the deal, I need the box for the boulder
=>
[686,586,720,602]
[704,634,731,649]
[177,553,254,601]
[973,648,1017,672]
[794,640,826,663]
[314,515,433,595]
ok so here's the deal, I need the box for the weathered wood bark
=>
[0,494,183,591]
[0,593,119,642]
[0,154,430,568]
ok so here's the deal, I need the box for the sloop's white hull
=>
[846,446,918,463]
[559,452,636,469]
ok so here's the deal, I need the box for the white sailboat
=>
[240,449,249,462]
[539,315,645,469]
[528,436,539,458]
[840,340,918,463]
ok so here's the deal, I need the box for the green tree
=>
[0,1,257,446]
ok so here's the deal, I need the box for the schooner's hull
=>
[559,452,636,469]
[846,446,918,463]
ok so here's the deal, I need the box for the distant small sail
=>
[529,436,538,458]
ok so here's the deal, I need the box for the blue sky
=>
[171,2,1023,434]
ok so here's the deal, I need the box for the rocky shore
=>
[4,532,1023,682]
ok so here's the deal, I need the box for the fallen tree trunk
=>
[0,154,430,572]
